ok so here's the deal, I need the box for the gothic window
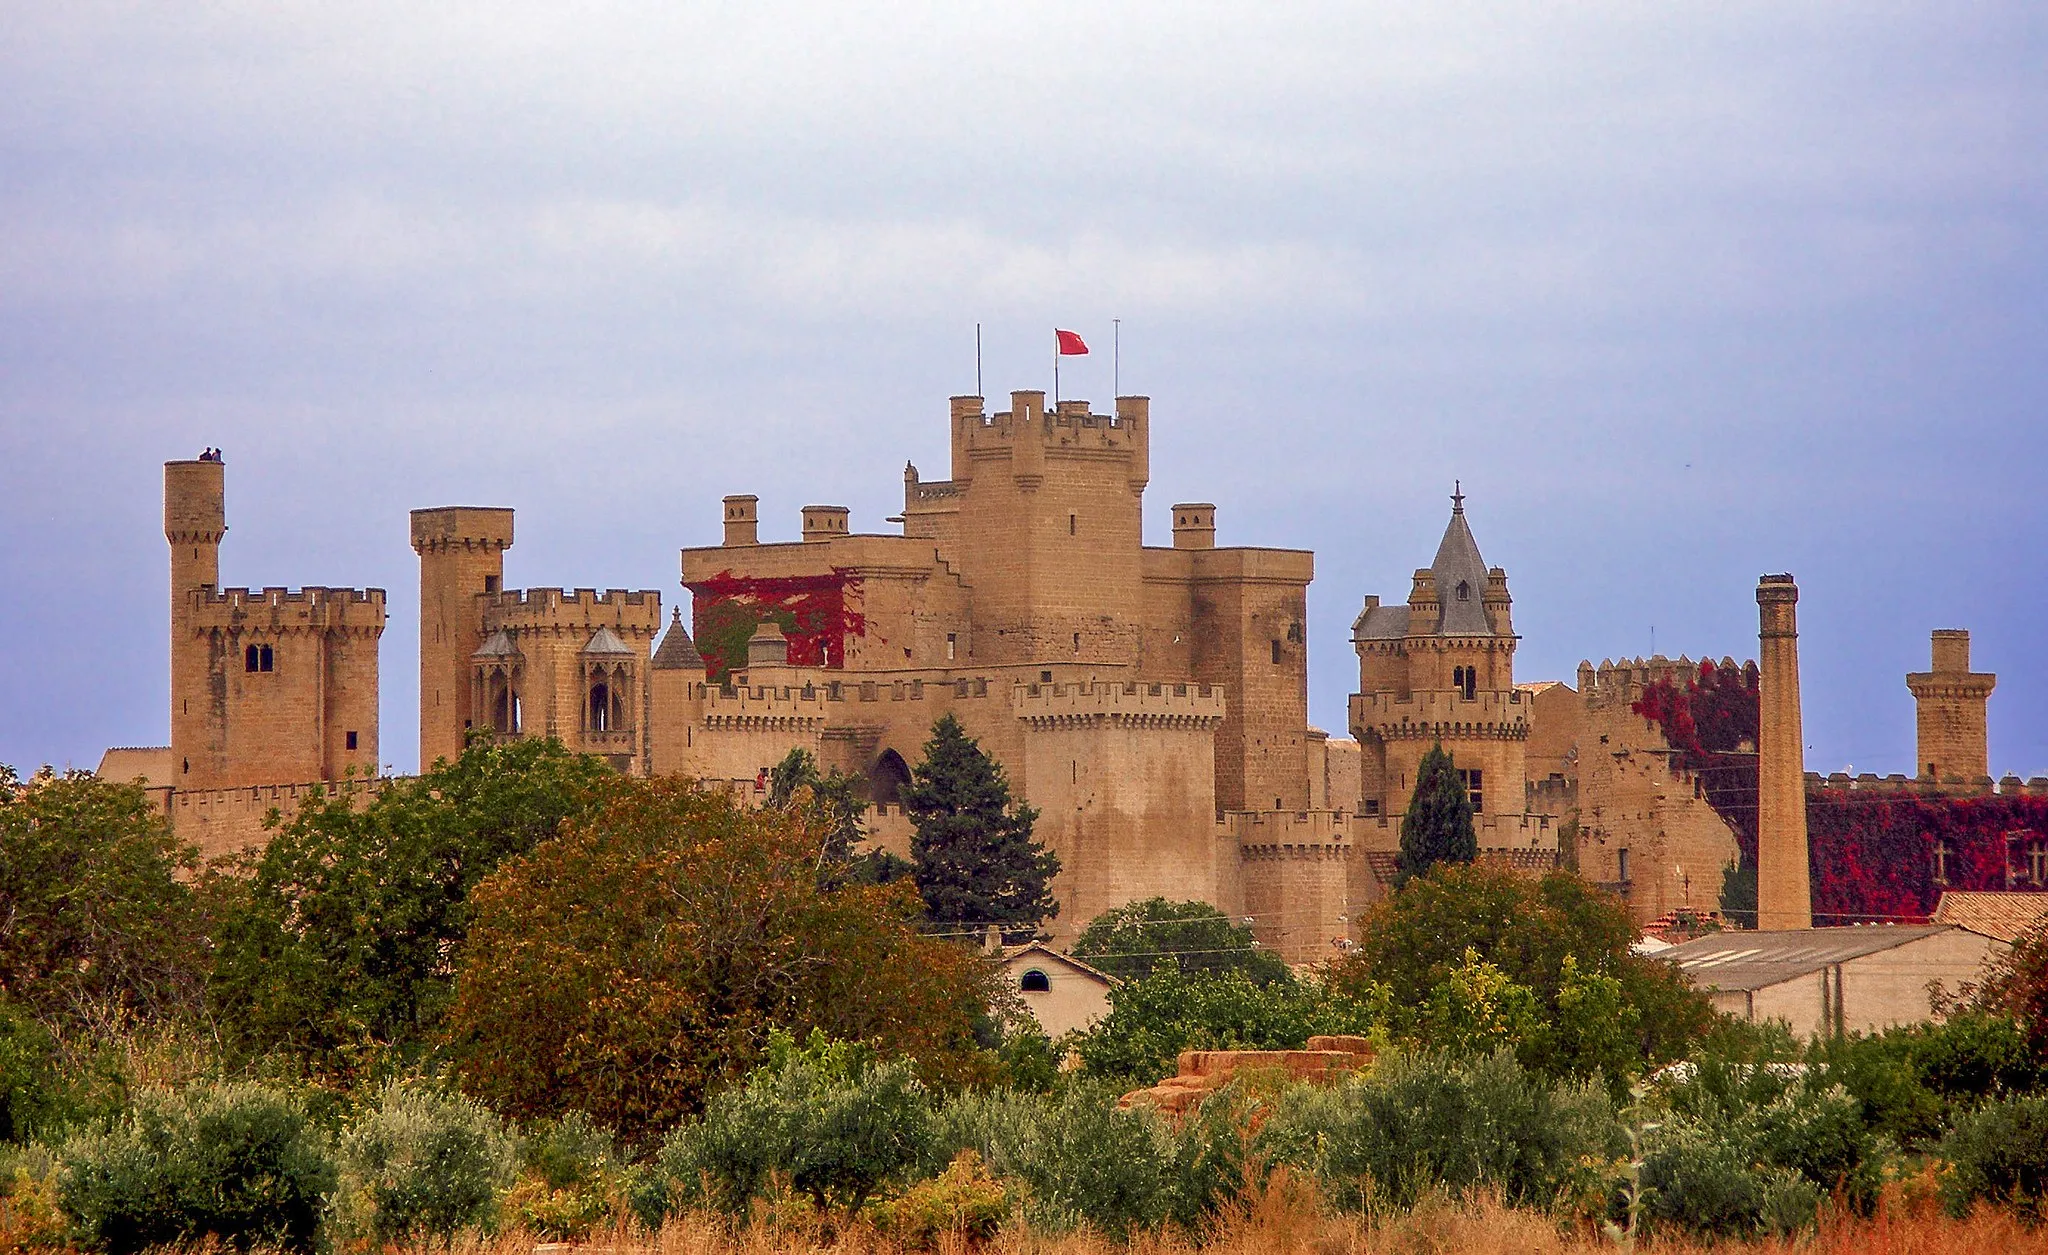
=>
[589,681,612,732]
[1457,581,1471,602]
[1465,668,1477,700]
[245,644,273,672]
[868,749,913,807]
[246,644,260,672]
[1020,969,1050,993]
[261,645,273,671]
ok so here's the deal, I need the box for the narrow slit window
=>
[1271,639,1282,664]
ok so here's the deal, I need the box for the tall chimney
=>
[1755,574,1812,930]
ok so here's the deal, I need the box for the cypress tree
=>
[903,714,1060,934]
[1396,741,1478,886]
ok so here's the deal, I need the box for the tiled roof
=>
[1352,603,1411,641]
[1431,505,1494,636]
[470,629,520,659]
[1933,891,2048,943]
[1659,925,1955,992]
[651,609,705,672]
[582,626,636,656]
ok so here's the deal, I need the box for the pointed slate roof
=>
[582,625,636,656]
[471,628,520,660]
[651,609,705,672]
[1430,487,1494,636]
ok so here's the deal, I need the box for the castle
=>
[99,390,2032,959]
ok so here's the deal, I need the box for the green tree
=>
[904,715,1059,934]
[1072,898,1291,985]
[1074,965,1382,1085]
[0,765,203,1027]
[207,735,613,1070]
[1331,863,1711,1084]
[446,777,996,1144]
[1396,742,1477,885]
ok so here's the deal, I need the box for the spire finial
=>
[672,608,682,624]
[1451,480,1465,514]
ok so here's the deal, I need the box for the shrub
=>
[0,1007,66,1144]
[506,1111,622,1240]
[1073,966,1379,1086]
[657,1031,934,1217]
[1257,1050,1619,1212]
[327,1081,519,1246]
[1641,1073,1883,1236]
[1940,1092,2048,1222]
[56,1081,334,1254]
[0,1145,67,1251]
[865,1150,1014,1248]
[934,1083,1182,1234]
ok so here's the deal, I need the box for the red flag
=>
[1055,329,1089,355]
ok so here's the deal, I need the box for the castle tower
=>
[943,391,1150,664]
[1755,574,1812,930]
[167,458,384,789]
[410,507,515,769]
[165,459,226,777]
[1907,629,1995,787]
[1349,488,1524,820]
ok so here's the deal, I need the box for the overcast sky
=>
[3,4,2044,781]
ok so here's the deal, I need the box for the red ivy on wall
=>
[686,570,866,681]
[1634,658,2048,924]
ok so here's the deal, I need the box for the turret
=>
[1908,629,1996,786]
[802,505,850,542]
[410,506,515,770]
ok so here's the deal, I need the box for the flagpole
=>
[975,323,982,397]
[1053,329,1059,407]
[1113,319,1120,402]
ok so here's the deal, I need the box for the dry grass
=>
[395,1175,2048,1255]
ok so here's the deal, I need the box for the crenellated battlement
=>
[186,585,387,633]
[1226,807,1356,855]
[481,587,663,634]
[1577,654,1751,711]
[1013,679,1225,729]
[948,392,1150,484]
[484,587,660,609]
[1803,771,2048,799]
[1349,688,1530,741]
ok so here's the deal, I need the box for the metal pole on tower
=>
[1053,329,1060,407]
[975,323,982,397]
[1113,319,1121,400]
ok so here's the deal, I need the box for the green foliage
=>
[1334,863,1711,1084]
[656,1030,935,1216]
[1644,1060,1885,1234]
[933,1083,1187,1234]
[1258,1049,1619,1212]
[1395,743,1476,884]
[327,1080,519,1246]
[1719,860,1758,929]
[1073,965,1381,1086]
[904,715,1059,933]
[448,778,993,1144]
[864,1149,1014,1248]
[56,1081,335,1255]
[0,1005,66,1144]
[208,736,613,1071]
[767,748,867,868]
[0,766,203,1027]
[1072,898,1291,985]
[1940,1092,2048,1222]
[506,1111,623,1240]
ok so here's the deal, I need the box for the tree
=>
[1330,862,1712,1083]
[766,747,913,885]
[1072,898,1291,985]
[1396,742,1476,885]
[446,776,995,1144]
[903,715,1059,934]
[207,735,614,1070]
[0,765,203,1027]
[1073,965,1380,1085]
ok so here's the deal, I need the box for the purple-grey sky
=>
[3,4,2044,780]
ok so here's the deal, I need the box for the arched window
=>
[260,644,273,672]
[246,644,260,672]
[1020,969,1050,993]
[589,681,612,732]
[1456,581,1471,602]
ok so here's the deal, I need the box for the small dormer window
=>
[1457,581,1471,602]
